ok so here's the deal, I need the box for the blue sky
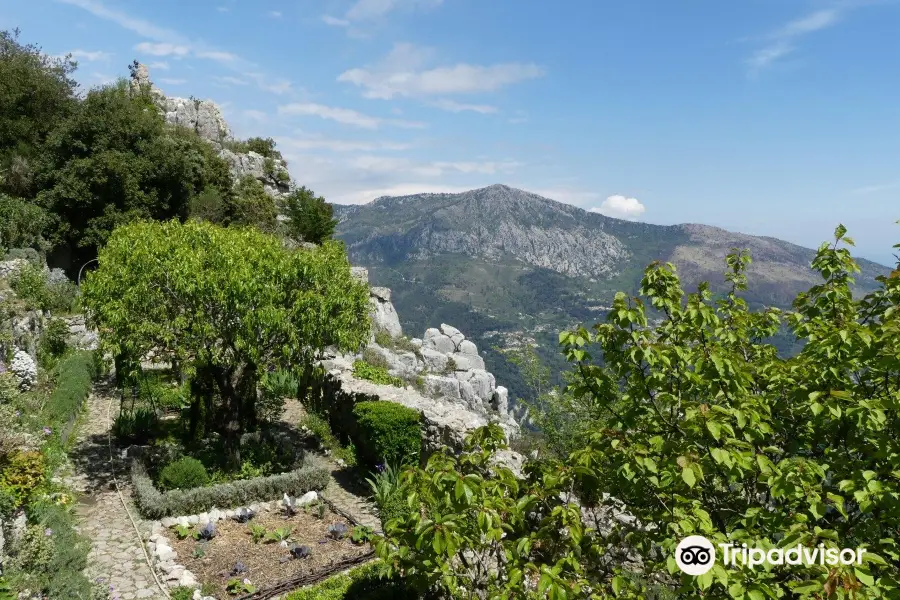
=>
[3,0,899,266]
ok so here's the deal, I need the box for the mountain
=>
[333,184,891,401]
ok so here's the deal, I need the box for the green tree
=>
[377,226,900,599]
[282,186,337,245]
[227,175,277,232]
[81,220,371,465]
[35,80,233,268]
[244,136,282,160]
[0,194,47,252]
[0,28,78,197]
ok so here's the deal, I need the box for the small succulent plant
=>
[173,524,192,540]
[248,524,266,544]
[192,544,206,559]
[351,525,374,544]
[327,522,349,540]
[230,561,248,576]
[194,522,216,541]
[232,507,255,523]
[264,526,293,544]
[289,544,312,559]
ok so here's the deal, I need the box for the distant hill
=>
[333,184,890,402]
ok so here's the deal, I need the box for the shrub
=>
[169,587,195,600]
[9,262,47,310]
[2,247,40,267]
[132,458,330,519]
[300,413,357,467]
[352,401,421,468]
[44,279,78,314]
[158,457,210,491]
[43,350,94,437]
[244,136,282,160]
[111,407,160,445]
[0,451,45,506]
[282,186,337,245]
[352,361,403,388]
[0,371,19,404]
[365,463,407,530]
[37,317,69,367]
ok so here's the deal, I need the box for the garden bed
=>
[167,503,373,598]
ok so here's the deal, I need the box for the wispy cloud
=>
[322,15,350,27]
[430,99,498,114]
[852,182,900,195]
[276,135,414,152]
[212,75,249,86]
[338,42,544,99]
[59,49,113,62]
[268,10,282,18]
[278,102,425,129]
[746,6,852,74]
[345,0,444,21]
[148,61,170,70]
[157,77,186,85]
[134,41,190,57]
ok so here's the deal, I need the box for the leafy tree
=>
[227,175,277,232]
[282,186,337,245]
[34,80,233,268]
[0,194,47,252]
[81,220,371,465]
[377,226,900,599]
[245,136,282,160]
[0,28,78,196]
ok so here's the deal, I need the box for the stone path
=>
[280,399,381,531]
[65,384,167,600]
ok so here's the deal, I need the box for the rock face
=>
[129,63,291,199]
[369,287,402,338]
[9,350,36,391]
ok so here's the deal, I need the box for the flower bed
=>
[132,458,331,519]
[150,497,375,599]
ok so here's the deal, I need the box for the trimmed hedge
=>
[352,401,421,468]
[284,561,417,600]
[132,457,330,519]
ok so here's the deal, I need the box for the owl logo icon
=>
[675,536,716,576]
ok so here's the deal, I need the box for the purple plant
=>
[230,561,248,576]
[44,528,53,536]
[327,522,349,540]
[42,426,52,436]
[196,522,216,541]
[290,544,312,559]
[232,507,255,523]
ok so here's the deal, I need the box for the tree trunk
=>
[214,362,259,470]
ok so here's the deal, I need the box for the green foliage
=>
[264,526,293,543]
[9,262,46,310]
[352,401,421,468]
[300,412,358,467]
[2,246,40,266]
[365,462,406,530]
[158,456,210,491]
[377,227,900,599]
[172,524,192,540]
[0,372,19,404]
[282,186,337,245]
[351,525,374,544]
[283,561,415,600]
[352,361,404,387]
[0,195,46,251]
[82,220,370,465]
[187,186,227,224]
[258,368,299,422]
[0,450,45,506]
[226,578,256,595]
[248,523,266,543]
[0,29,77,196]
[228,174,278,232]
[245,136,282,159]
[35,80,234,266]
[37,317,69,368]
[7,501,93,599]
[169,587,195,600]
[111,407,160,445]
[43,350,95,435]
[131,459,330,519]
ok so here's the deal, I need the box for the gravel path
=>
[65,385,168,600]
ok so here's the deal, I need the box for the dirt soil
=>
[170,506,371,597]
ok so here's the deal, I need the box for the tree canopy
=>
[376,226,900,600]
[282,185,338,245]
[81,220,371,463]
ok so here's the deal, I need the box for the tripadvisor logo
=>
[675,536,867,575]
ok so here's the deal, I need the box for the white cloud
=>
[277,102,425,129]
[431,99,498,114]
[134,41,190,57]
[746,8,844,73]
[276,135,413,152]
[258,79,292,94]
[268,10,282,18]
[216,6,229,12]
[588,195,646,220]
[338,42,544,99]
[157,77,187,85]
[322,15,350,26]
[195,50,237,62]
[148,61,170,70]
[242,109,268,122]
[212,75,249,86]
[345,0,444,21]
[62,49,113,62]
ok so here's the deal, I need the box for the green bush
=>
[9,262,47,310]
[6,501,93,599]
[37,317,69,368]
[43,350,94,434]
[132,458,330,519]
[365,462,407,530]
[2,247,40,267]
[111,407,160,445]
[352,361,404,388]
[300,413,357,467]
[284,561,414,600]
[0,372,19,404]
[352,401,421,468]
[158,457,209,491]
[44,278,78,313]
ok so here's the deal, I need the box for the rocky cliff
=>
[129,63,291,199]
